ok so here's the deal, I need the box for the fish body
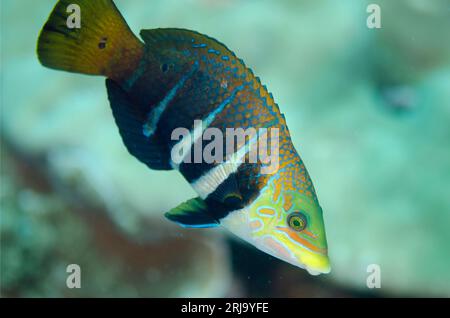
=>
[37,0,330,274]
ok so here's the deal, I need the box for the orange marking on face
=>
[302,229,318,239]
[283,194,293,212]
[259,208,276,216]
[276,227,325,254]
[250,219,263,230]
[263,237,292,260]
[273,181,282,202]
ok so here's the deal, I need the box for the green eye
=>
[287,212,307,231]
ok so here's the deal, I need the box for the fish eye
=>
[287,212,307,232]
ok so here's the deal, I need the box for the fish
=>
[37,0,330,275]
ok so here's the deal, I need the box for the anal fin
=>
[106,79,172,170]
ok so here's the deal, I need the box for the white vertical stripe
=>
[142,62,199,138]
[170,85,243,169]
[191,133,259,199]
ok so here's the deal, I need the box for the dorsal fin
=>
[139,28,228,49]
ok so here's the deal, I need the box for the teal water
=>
[1,0,450,297]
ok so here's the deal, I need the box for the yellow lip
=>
[297,249,331,275]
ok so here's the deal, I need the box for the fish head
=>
[265,192,330,275]
[223,180,330,275]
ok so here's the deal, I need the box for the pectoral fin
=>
[165,197,219,228]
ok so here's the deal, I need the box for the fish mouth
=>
[270,242,330,275]
[302,252,331,275]
[285,252,331,275]
[304,262,331,276]
[252,236,331,275]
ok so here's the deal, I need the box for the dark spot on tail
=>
[98,37,108,49]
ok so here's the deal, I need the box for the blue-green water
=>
[1,0,450,297]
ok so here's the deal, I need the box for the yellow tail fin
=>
[37,0,143,80]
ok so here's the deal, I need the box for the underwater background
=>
[1,0,450,297]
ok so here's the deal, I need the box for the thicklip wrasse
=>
[37,0,330,275]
